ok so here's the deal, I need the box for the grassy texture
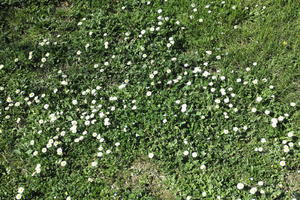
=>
[0,0,299,199]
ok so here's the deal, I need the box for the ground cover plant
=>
[0,0,299,199]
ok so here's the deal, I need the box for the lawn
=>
[0,0,299,199]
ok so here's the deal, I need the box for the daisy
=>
[256,97,262,102]
[61,161,67,167]
[237,183,244,190]
[18,187,24,194]
[16,194,22,200]
[278,116,284,121]
[91,161,98,167]
[251,108,257,113]
[61,80,68,85]
[148,153,154,158]
[249,187,257,194]
[287,131,294,137]
[205,50,212,55]
[261,138,266,143]
[264,110,270,115]
[258,181,264,186]
[181,104,187,112]
[149,74,155,79]
[279,161,286,166]
[35,164,41,173]
[146,91,152,96]
[57,148,63,155]
[72,100,78,105]
[214,99,221,104]
[271,118,278,124]
[183,151,189,156]
[109,96,118,101]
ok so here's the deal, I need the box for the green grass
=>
[0,0,299,199]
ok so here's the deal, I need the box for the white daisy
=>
[97,152,103,157]
[256,97,262,102]
[258,181,264,186]
[146,91,152,96]
[237,183,244,190]
[192,152,198,158]
[249,187,257,194]
[279,161,286,166]
[287,131,294,137]
[148,153,154,158]
[181,104,187,112]
[61,161,67,167]
[200,164,206,170]
[183,150,189,156]
[16,194,22,200]
[91,161,98,167]
[18,187,24,194]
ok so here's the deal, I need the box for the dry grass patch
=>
[117,156,177,200]
[286,171,300,193]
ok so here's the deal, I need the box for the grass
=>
[0,0,299,199]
